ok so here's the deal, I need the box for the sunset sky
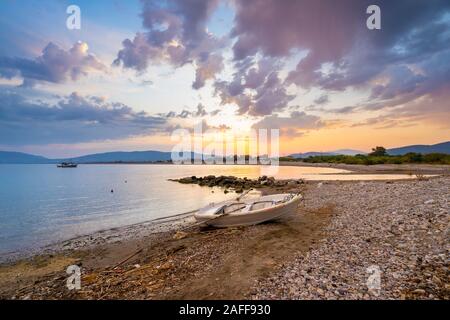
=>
[0,0,449,158]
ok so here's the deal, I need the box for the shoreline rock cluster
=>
[170,175,304,193]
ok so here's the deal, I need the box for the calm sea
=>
[0,164,416,257]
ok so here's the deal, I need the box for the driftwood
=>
[111,248,143,270]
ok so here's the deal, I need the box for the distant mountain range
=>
[0,141,449,164]
[0,151,51,164]
[0,150,173,164]
[288,141,450,158]
[288,149,366,158]
[386,141,450,155]
[63,150,172,163]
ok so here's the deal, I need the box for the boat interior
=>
[214,194,297,215]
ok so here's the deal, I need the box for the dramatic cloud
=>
[314,95,329,105]
[193,53,224,89]
[114,0,225,89]
[112,0,450,120]
[196,119,231,132]
[0,91,168,145]
[2,0,449,151]
[252,111,325,137]
[0,42,106,86]
[228,0,450,119]
[364,48,450,110]
[232,0,362,62]
[232,0,450,88]
[214,58,295,115]
[162,103,215,118]
[306,104,357,114]
[353,84,450,129]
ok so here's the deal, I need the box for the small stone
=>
[412,289,426,295]
[432,276,442,285]
[159,261,173,270]
[172,231,188,240]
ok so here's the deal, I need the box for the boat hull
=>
[194,194,302,228]
[57,163,78,168]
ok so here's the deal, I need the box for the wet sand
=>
[0,165,448,300]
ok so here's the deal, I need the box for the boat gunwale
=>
[195,193,302,219]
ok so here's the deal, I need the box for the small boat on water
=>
[57,162,78,168]
[194,193,302,228]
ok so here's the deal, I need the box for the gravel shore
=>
[253,176,449,299]
[0,173,448,300]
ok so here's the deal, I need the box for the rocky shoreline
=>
[171,175,304,193]
[0,174,448,300]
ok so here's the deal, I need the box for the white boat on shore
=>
[194,193,302,228]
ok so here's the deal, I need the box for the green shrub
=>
[300,153,449,165]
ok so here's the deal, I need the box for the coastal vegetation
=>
[281,147,450,165]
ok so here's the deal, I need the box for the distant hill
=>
[65,150,173,163]
[0,150,173,164]
[1,142,449,163]
[289,149,365,159]
[333,149,367,156]
[0,151,52,164]
[387,141,450,155]
[289,152,335,158]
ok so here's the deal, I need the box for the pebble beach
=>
[253,176,449,299]
[0,167,448,300]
